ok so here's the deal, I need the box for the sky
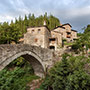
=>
[0,0,90,33]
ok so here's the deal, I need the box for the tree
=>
[84,25,90,33]
[38,55,90,90]
[48,15,60,30]
[0,13,61,44]
[72,24,90,53]
[10,23,22,43]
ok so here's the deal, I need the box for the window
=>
[31,29,34,33]
[38,29,41,33]
[52,34,55,37]
[67,32,71,35]
[49,38,56,44]
[49,38,56,41]
[49,46,55,50]
[35,38,38,42]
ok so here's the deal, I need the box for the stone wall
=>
[53,24,77,42]
[63,25,71,32]
[51,31,62,45]
[53,27,67,39]
[71,30,77,40]
[50,31,62,50]
[24,26,50,48]
[43,27,51,48]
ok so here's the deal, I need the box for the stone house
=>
[52,23,77,42]
[23,23,77,50]
[24,26,51,48]
[49,31,62,50]
[62,24,72,41]
[71,30,77,40]
[24,25,62,50]
[52,26,67,39]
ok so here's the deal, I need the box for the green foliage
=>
[63,38,67,41]
[8,57,26,67]
[48,15,60,30]
[64,42,74,46]
[77,33,83,37]
[84,25,90,33]
[0,57,39,90]
[0,13,60,44]
[36,76,51,90]
[37,54,90,90]
[67,70,90,90]
[72,24,90,53]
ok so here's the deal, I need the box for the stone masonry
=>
[0,44,59,77]
[23,23,77,51]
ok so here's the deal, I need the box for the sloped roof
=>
[61,23,72,27]
[52,26,65,31]
[71,29,77,32]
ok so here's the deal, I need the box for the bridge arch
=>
[0,44,54,77]
[1,50,45,77]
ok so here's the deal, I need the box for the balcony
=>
[67,31,71,34]
[67,35,71,38]
[49,37,57,45]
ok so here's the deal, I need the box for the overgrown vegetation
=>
[72,25,90,53]
[37,54,90,90]
[0,57,39,90]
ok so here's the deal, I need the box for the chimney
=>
[43,21,46,26]
[60,23,62,26]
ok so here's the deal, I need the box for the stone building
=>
[52,23,77,42]
[23,23,77,50]
[50,31,62,50]
[24,25,62,50]
[52,26,67,39]
[71,30,77,40]
[24,26,51,48]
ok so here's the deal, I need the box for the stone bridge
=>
[0,44,61,77]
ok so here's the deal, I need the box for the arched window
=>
[38,29,41,33]
[31,29,34,33]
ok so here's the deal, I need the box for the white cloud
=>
[68,6,90,18]
[0,15,14,23]
[62,0,74,5]
[0,0,90,32]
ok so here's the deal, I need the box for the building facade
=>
[23,23,77,50]
[52,23,77,42]
[24,26,51,48]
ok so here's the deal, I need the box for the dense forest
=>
[0,13,60,44]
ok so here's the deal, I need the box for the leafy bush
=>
[72,25,90,53]
[7,57,26,68]
[37,54,90,90]
[0,57,38,90]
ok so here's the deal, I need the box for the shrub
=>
[0,57,38,90]
[37,54,90,90]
